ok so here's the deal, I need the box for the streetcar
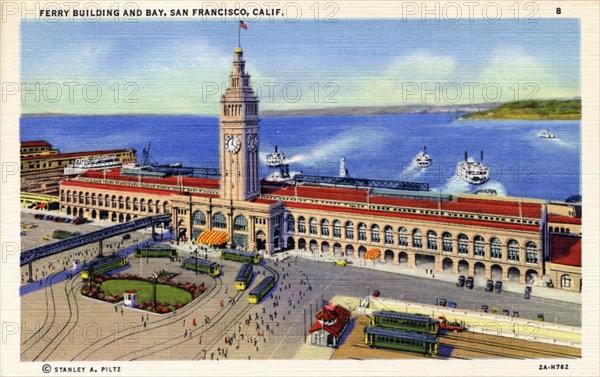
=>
[181,257,221,276]
[134,247,178,259]
[248,276,275,304]
[371,311,439,335]
[81,255,129,280]
[220,249,262,264]
[364,326,438,355]
[235,263,254,291]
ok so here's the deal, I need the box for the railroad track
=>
[20,274,59,357]
[442,333,579,359]
[73,275,222,361]
[190,263,280,360]
[34,276,82,361]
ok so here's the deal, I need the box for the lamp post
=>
[152,272,159,310]
[193,250,198,275]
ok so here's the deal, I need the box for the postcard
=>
[1,1,598,376]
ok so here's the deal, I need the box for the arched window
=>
[309,218,317,235]
[234,215,248,231]
[147,199,153,213]
[412,229,422,249]
[525,241,538,263]
[561,274,571,288]
[85,193,90,205]
[286,215,295,233]
[111,195,117,208]
[105,194,111,208]
[192,211,206,226]
[384,226,393,245]
[333,220,342,238]
[358,223,367,241]
[398,227,408,247]
[458,234,469,254]
[133,198,138,211]
[508,240,519,261]
[98,194,103,207]
[442,232,453,252]
[125,197,131,210]
[298,216,306,233]
[140,198,146,211]
[371,225,380,243]
[490,237,502,259]
[91,193,97,206]
[474,235,485,257]
[427,230,437,250]
[321,219,330,236]
[345,221,354,239]
[212,212,227,229]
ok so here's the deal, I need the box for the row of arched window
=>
[192,210,248,232]
[286,215,538,263]
[61,190,169,214]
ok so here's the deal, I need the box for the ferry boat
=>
[457,151,489,185]
[413,146,432,168]
[63,156,122,175]
[539,129,556,139]
[265,146,300,182]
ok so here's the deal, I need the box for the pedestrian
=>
[114,305,118,313]
[121,308,123,315]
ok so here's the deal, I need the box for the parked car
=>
[73,216,87,225]
[466,276,474,289]
[485,279,493,292]
[536,314,545,322]
[371,290,380,298]
[457,275,465,287]
[334,260,347,267]
[524,286,532,300]
[481,304,489,313]
[448,301,457,309]
[438,298,447,307]
[122,234,131,240]
[495,281,503,293]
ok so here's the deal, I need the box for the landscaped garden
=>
[81,273,207,313]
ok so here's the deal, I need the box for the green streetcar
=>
[371,311,439,335]
[134,247,177,259]
[248,276,275,304]
[220,249,262,264]
[235,263,254,291]
[181,257,221,276]
[364,326,438,355]
[81,255,129,280]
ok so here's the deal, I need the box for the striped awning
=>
[364,248,381,260]
[195,230,229,245]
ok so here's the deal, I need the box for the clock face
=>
[225,135,241,154]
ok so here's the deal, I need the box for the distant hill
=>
[261,103,498,117]
[461,99,581,120]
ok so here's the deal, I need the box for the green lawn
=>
[101,279,192,305]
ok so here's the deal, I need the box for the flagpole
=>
[238,24,240,48]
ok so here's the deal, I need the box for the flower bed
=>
[81,273,207,313]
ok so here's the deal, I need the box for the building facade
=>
[58,47,582,288]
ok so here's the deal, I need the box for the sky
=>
[21,19,580,115]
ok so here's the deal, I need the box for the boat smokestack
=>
[424,146,427,153]
[480,151,484,161]
[464,151,468,161]
[275,145,278,153]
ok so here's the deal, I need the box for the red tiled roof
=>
[283,201,540,232]
[262,185,542,219]
[21,140,51,147]
[21,149,132,161]
[550,234,581,267]
[80,169,220,190]
[308,305,351,338]
[548,215,581,225]
[61,179,217,199]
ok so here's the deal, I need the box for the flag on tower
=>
[239,21,248,29]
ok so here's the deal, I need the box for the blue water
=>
[20,114,580,201]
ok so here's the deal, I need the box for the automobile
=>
[334,260,347,267]
[456,275,465,287]
[524,286,532,300]
[20,231,27,236]
[485,279,493,292]
[438,298,447,307]
[466,276,474,289]
[536,314,545,322]
[438,316,467,332]
[371,290,380,298]
[73,216,87,225]
[53,217,63,222]
[481,304,489,313]
[448,301,457,309]
[122,234,131,240]
[502,309,510,316]
[512,311,520,318]
[495,281,503,293]
[34,214,43,219]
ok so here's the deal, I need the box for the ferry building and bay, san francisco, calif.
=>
[59,46,582,291]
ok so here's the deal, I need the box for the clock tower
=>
[219,47,260,201]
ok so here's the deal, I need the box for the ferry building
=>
[59,47,582,291]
